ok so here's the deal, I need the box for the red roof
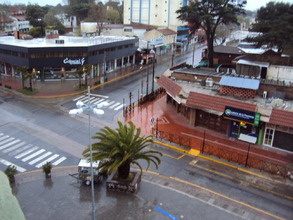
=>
[158,29,177,35]
[269,109,293,128]
[186,92,257,112]
[157,75,182,97]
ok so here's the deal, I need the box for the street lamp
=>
[69,86,104,220]
[150,46,156,93]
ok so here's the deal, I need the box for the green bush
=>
[4,84,12,89]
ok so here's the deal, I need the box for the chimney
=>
[14,31,20,39]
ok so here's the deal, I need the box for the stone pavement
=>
[13,166,261,220]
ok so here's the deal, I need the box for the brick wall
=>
[220,85,257,98]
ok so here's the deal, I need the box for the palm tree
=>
[82,121,162,179]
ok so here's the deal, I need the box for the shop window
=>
[263,128,274,146]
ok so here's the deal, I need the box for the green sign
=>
[254,113,260,126]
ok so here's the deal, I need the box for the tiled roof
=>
[157,75,182,97]
[186,92,257,112]
[269,109,293,128]
[158,29,177,35]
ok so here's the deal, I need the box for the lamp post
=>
[146,42,149,95]
[151,46,156,93]
[69,86,104,220]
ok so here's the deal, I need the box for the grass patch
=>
[16,88,38,95]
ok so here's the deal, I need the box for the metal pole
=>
[245,143,251,167]
[146,42,149,95]
[151,46,155,93]
[103,51,106,82]
[88,86,95,220]
[171,43,175,67]
[192,45,195,67]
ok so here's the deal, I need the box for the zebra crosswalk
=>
[0,133,67,173]
[72,94,125,111]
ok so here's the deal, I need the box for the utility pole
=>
[146,42,149,95]
[151,45,155,93]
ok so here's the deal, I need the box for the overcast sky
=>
[2,0,293,11]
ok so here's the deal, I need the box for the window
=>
[263,127,275,146]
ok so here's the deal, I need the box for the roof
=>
[237,59,270,68]
[131,22,157,30]
[0,35,136,48]
[214,45,244,55]
[158,29,177,36]
[269,109,293,128]
[157,75,182,97]
[219,76,260,90]
[186,92,257,112]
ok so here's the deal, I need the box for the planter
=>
[106,170,141,193]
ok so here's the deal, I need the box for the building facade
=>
[0,35,138,86]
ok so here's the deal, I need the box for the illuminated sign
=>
[63,57,85,66]
[224,106,260,126]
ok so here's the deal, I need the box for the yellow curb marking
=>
[189,161,293,201]
[169,176,285,220]
[197,155,272,180]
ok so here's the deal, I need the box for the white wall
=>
[267,65,293,82]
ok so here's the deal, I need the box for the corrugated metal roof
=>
[219,76,260,90]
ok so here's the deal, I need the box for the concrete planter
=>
[106,170,141,193]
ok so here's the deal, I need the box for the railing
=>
[123,87,165,117]
[155,128,293,180]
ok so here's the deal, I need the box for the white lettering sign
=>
[63,57,85,66]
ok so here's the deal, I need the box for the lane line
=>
[0,158,26,172]
[72,95,84,101]
[86,93,109,98]
[92,98,104,105]
[0,137,14,145]
[154,206,177,220]
[0,135,9,141]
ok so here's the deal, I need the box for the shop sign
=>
[224,106,260,126]
[63,57,85,66]
[150,38,164,46]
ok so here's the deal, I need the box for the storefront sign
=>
[150,38,164,46]
[63,57,85,66]
[224,106,260,126]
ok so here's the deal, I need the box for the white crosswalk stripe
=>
[0,133,68,172]
[2,141,26,153]
[0,158,26,172]
[52,157,67,166]
[114,104,125,111]
[22,149,46,162]
[9,144,33,156]
[0,139,21,150]
[0,136,14,145]
[35,154,59,168]
[29,152,52,165]
[71,95,125,111]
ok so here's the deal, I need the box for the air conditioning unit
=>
[206,78,213,87]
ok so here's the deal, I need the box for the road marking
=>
[92,98,104,105]
[0,139,21,150]
[86,93,109,98]
[52,156,67,166]
[9,144,33,156]
[114,104,125,111]
[0,137,14,145]
[109,102,120,109]
[72,95,84,101]
[154,206,177,220]
[0,158,26,172]
[15,146,39,159]
[35,154,59,168]
[22,149,46,162]
[0,135,9,141]
[2,141,26,153]
[102,100,115,106]
[29,152,52,165]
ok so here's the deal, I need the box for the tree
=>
[82,121,162,179]
[247,2,293,54]
[66,0,92,25]
[16,66,28,89]
[26,4,47,36]
[176,0,246,67]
